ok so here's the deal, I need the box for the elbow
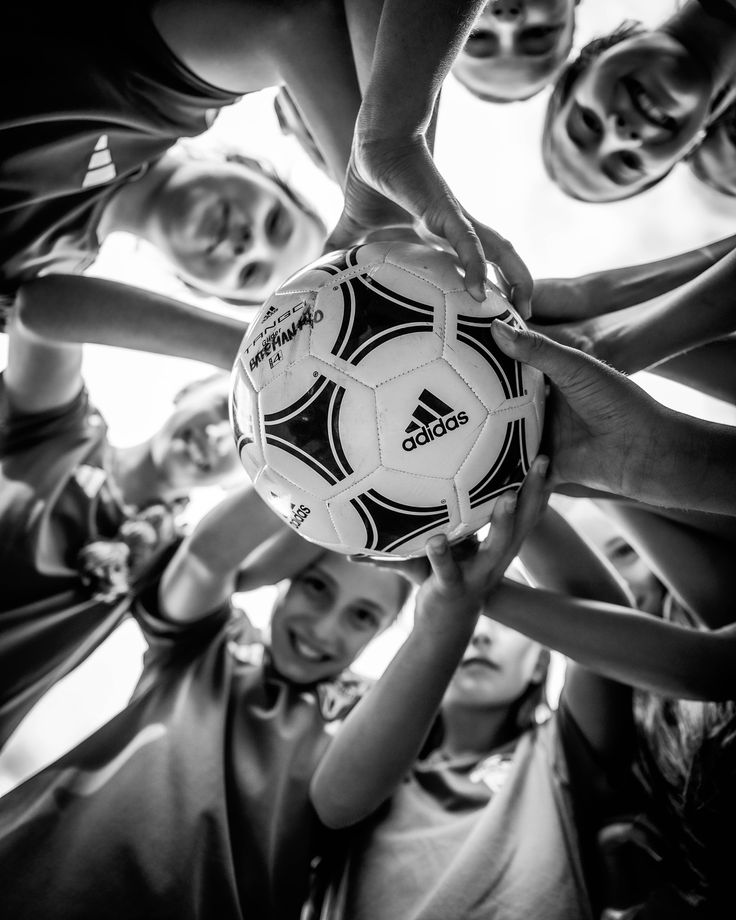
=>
[310,775,377,830]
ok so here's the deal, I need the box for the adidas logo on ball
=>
[402,389,468,452]
[288,502,311,529]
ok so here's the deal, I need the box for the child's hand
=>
[327,137,532,317]
[415,455,549,630]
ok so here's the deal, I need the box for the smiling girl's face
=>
[268,554,404,685]
[546,31,712,200]
[453,0,577,102]
[150,160,325,303]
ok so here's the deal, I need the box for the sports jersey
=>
[0,587,368,919]
[697,0,736,25]
[0,0,241,319]
[0,378,134,748]
[322,706,617,920]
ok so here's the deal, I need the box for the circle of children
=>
[1,1,735,918]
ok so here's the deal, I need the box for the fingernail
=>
[492,320,518,341]
[504,492,518,513]
[534,456,549,478]
[429,535,447,553]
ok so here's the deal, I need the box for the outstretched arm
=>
[491,322,736,514]
[17,275,248,370]
[535,246,736,377]
[511,506,634,757]
[4,314,83,415]
[160,485,289,622]
[649,338,736,406]
[329,0,533,312]
[593,499,736,629]
[481,507,735,703]
[532,233,736,324]
[311,457,549,829]
[487,581,736,701]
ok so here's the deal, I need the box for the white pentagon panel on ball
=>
[443,276,510,325]
[328,468,461,558]
[258,357,379,500]
[255,466,343,550]
[455,402,542,525]
[376,361,486,478]
[383,240,467,293]
[309,248,442,387]
[236,289,316,392]
[230,367,263,482]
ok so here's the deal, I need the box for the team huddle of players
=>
[1,1,736,918]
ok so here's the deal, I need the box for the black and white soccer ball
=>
[230,241,545,558]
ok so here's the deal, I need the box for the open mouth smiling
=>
[289,630,331,664]
[623,77,677,132]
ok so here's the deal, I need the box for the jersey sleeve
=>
[131,546,235,671]
[0,375,98,457]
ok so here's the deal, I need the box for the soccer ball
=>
[230,241,544,558]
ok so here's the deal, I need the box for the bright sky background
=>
[1,0,735,792]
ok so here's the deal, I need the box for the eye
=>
[519,25,560,56]
[581,107,603,136]
[301,574,327,596]
[618,151,643,173]
[463,29,499,58]
[239,262,257,289]
[607,539,636,562]
[351,607,380,631]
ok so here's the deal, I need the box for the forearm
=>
[648,337,736,405]
[235,528,322,592]
[279,1,363,185]
[627,407,736,515]
[596,248,736,373]
[518,507,633,607]
[359,0,484,135]
[311,608,477,828]
[487,581,736,700]
[18,275,247,370]
[4,315,84,414]
[588,233,736,315]
[595,499,736,629]
[161,485,285,621]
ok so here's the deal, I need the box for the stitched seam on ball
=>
[382,258,447,294]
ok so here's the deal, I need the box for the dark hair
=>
[541,21,676,201]
[633,692,736,914]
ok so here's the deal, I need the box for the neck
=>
[665,1,736,98]
[110,441,172,509]
[97,157,175,242]
[440,702,516,758]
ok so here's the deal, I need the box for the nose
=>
[470,624,496,651]
[306,607,341,652]
[490,0,524,22]
[610,112,641,143]
[228,219,253,257]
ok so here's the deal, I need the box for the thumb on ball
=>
[491,321,588,390]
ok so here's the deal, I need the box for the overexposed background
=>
[1,0,734,793]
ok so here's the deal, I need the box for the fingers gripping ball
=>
[230,241,545,557]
